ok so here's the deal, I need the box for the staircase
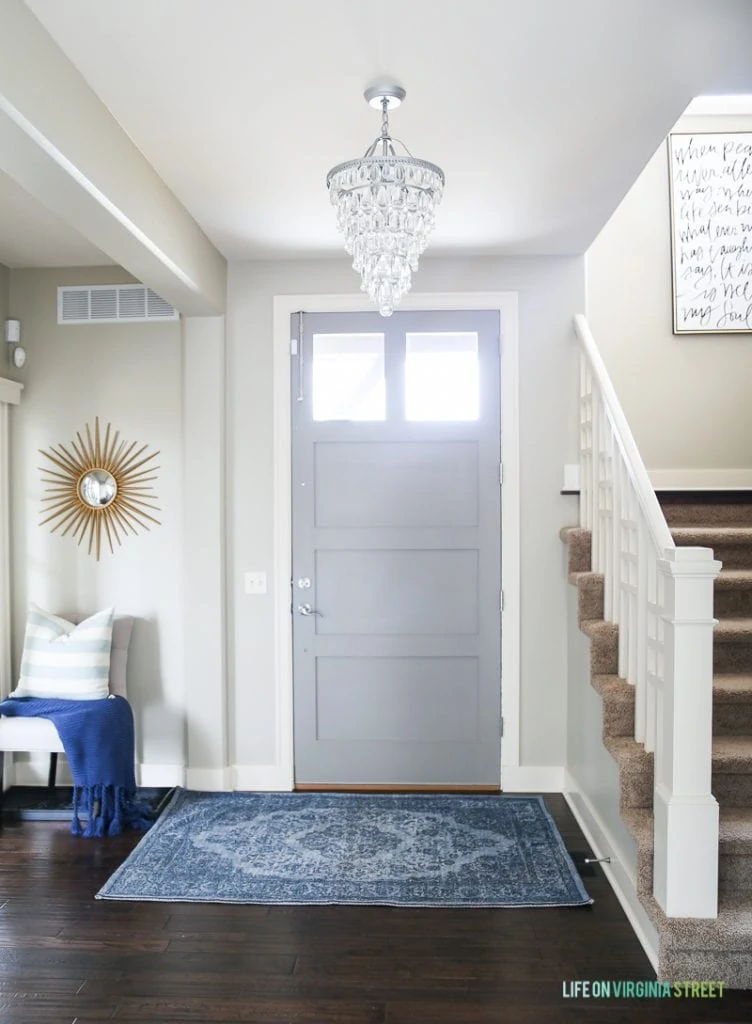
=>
[564,493,752,987]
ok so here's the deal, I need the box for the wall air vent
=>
[57,284,179,325]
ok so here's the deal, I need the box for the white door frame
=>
[271,292,520,789]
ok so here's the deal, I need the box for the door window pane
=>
[312,334,386,421]
[405,332,479,421]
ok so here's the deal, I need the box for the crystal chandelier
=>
[326,84,444,317]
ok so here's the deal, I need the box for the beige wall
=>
[587,113,752,479]
[8,266,185,781]
[5,254,586,786]
[226,255,584,773]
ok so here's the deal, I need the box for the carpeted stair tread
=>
[624,807,752,906]
[714,575,752,620]
[671,526,752,543]
[719,807,752,853]
[581,619,619,642]
[658,495,752,528]
[717,570,752,587]
[592,674,634,702]
[714,618,752,641]
[646,890,752,953]
[603,734,652,771]
[623,806,752,855]
[567,570,597,583]
[714,675,752,700]
[713,735,752,771]
[586,673,752,714]
[713,675,752,735]
[560,526,591,547]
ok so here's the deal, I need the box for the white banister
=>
[574,314,720,918]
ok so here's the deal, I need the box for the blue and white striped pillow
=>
[13,604,114,701]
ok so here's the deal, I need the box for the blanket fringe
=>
[71,787,83,836]
[73,785,154,838]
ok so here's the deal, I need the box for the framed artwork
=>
[668,132,752,334]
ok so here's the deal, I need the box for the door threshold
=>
[294,783,501,793]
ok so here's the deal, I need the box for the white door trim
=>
[272,292,520,789]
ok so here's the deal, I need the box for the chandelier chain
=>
[381,98,390,146]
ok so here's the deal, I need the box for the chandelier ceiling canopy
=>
[326,84,445,317]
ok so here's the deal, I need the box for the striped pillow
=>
[13,604,114,701]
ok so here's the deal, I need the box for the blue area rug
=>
[96,789,592,907]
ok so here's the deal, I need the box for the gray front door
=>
[292,309,501,785]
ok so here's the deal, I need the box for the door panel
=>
[292,309,501,786]
[315,657,479,742]
[314,441,479,528]
[314,549,479,636]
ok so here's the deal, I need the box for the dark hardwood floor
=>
[1,793,751,1023]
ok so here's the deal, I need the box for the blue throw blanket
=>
[0,695,153,837]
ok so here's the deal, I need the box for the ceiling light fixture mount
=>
[326,83,444,317]
[364,83,405,109]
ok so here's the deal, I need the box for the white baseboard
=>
[649,468,752,490]
[233,763,294,791]
[9,762,289,792]
[138,763,186,788]
[185,765,294,791]
[564,770,659,973]
[13,760,186,789]
[502,765,565,791]
[185,767,233,791]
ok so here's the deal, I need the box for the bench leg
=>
[48,752,58,789]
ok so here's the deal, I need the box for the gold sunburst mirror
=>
[39,418,160,560]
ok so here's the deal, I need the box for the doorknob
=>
[297,603,322,616]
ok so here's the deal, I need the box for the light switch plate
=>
[244,571,267,595]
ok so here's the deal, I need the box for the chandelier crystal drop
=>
[326,85,444,316]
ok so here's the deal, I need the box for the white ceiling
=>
[6,0,752,267]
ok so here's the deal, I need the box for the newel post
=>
[653,546,721,918]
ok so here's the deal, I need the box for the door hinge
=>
[500,717,504,737]
[290,337,298,355]
[499,463,503,485]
